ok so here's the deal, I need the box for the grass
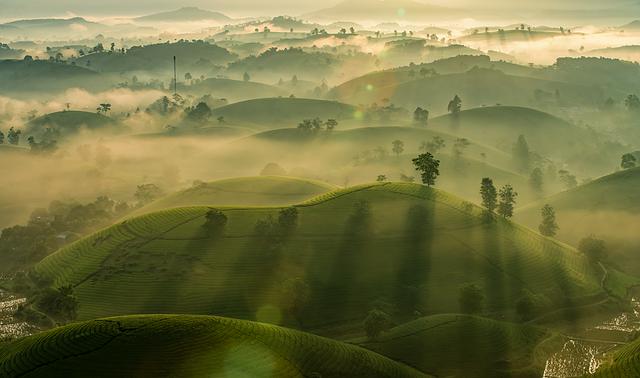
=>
[134,176,336,215]
[0,314,427,377]
[27,111,116,136]
[357,314,560,377]
[35,183,603,331]
[182,78,287,102]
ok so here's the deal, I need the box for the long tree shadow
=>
[394,202,435,315]
[313,200,373,325]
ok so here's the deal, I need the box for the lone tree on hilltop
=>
[447,95,462,115]
[497,184,518,219]
[203,209,228,236]
[539,204,559,237]
[578,235,607,263]
[412,153,440,187]
[621,153,637,169]
[392,140,404,157]
[363,309,394,340]
[480,178,497,213]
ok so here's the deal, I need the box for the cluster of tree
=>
[420,136,446,154]
[626,94,640,111]
[362,102,409,123]
[480,178,518,218]
[184,102,213,123]
[0,196,133,272]
[413,107,429,126]
[363,309,394,340]
[447,95,462,115]
[27,134,58,155]
[0,127,22,145]
[297,118,338,132]
[96,103,112,115]
[579,235,607,263]
[253,208,299,254]
[352,146,391,165]
[202,209,228,236]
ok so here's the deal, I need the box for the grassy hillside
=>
[75,41,237,73]
[0,315,425,377]
[35,183,603,330]
[135,176,336,214]
[460,30,563,43]
[329,69,606,111]
[428,106,622,175]
[27,111,117,137]
[358,314,559,378]
[0,60,105,95]
[592,335,640,377]
[182,78,286,102]
[212,98,357,127]
[516,168,640,275]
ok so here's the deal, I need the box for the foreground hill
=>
[592,334,640,377]
[359,314,558,378]
[135,176,336,214]
[26,111,118,138]
[36,183,602,329]
[0,315,425,377]
[212,98,357,127]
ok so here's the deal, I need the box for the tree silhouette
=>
[621,153,637,169]
[412,153,440,187]
[392,140,404,157]
[447,95,462,114]
[497,184,518,218]
[539,204,559,237]
[480,178,497,213]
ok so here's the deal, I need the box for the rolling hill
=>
[182,78,287,102]
[75,41,237,74]
[516,167,640,274]
[358,314,559,378]
[134,176,336,215]
[592,333,640,377]
[35,183,603,330]
[0,60,105,96]
[212,98,358,127]
[134,7,232,23]
[26,111,118,138]
[330,68,608,111]
[0,314,425,377]
[304,0,458,22]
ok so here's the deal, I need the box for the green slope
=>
[330,69,606,111]
[182,78,287,102]
[135,176,336,214]
[0,60,106,95]
[591,335,640,377]
[358,314,558,378]
[27,111,117,137]
[0,315,425,377]
[35,183,603,328]
[212,98,357,127]
[516,168,640,275]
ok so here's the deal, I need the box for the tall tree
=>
[392,140,404,157]
[529,167,544,194]
[621,153,637,169]
[243,72,251,82]
[413,107,429,126]
[513,135,531,173]
[412,153,440,187]
[480,178,498,213]
[497,185,518,218]
[447,95,462,115]
[538,204,559,237]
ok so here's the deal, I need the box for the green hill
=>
[329,68,606,111]
[459,30,563,43]
[428,106,622,175]
[135,176,336,214]
[183,78,286,102]
[75,41,237,73]
[516,167,640,274]
[0,314,425,377]
[27,111,117,138]
[134,7,232,23]
[212,98,357,127]
[0,60,105,95]
[592,335,640,377]
[35,183,603,330]
[358,314,558,378]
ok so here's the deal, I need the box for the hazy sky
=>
[0,0,635,19]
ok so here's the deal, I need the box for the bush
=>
[363,309,394,340]
[203,209,228,236]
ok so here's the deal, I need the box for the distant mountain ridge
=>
[134,7,232,22]
[303,0,458,22]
